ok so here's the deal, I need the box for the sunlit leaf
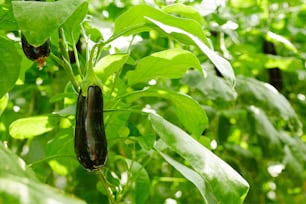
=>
[0,93,8,117]
[127,48,204,85]
[112,5,234,85]
[112,5,209,45]
[94,53,129,82]
[146,17,236,86]
[194,0,227,16]
[155,143,215,204]
[0,173,86,204]
[149,113,249,203]
[163,3,205,25]
[267,31,298,53]
[46,129,78,175]
[265,55,303,70]
[0,142,37,180]
[9,115,58,139]
[126,87,208,137]
[0,142,85,203]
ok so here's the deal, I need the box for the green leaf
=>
[182,70,237,102]
[0,142,85,203]
[46,129,78,175]
[0,173,86,204]
[0,4,18,30]
[112,4,209,45]
[0,37,21,98]
[0,142,37,180]
[145,17,236,86]
[9,115,58,139]
[112,5,234,85]
[126,159,150,204]
[61,0,88,44]
[236,76,301,131]
[163,3,205,25]
[127,48,204,86]
[283,145,304,178]
[0,93,8,117]
[105,111,131,146]
[12,0,87,46]
[94,53,129,82]
[248,106,283,154]
[267,31,298,53]
[155,142,216,204]
[279,134,306,178]
[149,113,249,203]
[265,55,303,70]
[126,87,208,137]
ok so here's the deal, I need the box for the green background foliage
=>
[0,0,305,203]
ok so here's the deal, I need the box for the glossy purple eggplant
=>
[74,85,107,170]
[21,33,50,68]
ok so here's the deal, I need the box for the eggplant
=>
[74,85,107,170]
[21,33,50,68]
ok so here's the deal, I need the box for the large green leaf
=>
[12,0,87,46]
[126,48,204,86]
[236,76,301,131]
[94,53,129,82]
[248,106,283,155]
[0,142,86,204]
[126,87,208,137]
[0,173,85,204]
[248,106,305,178]
[112,5,235,85]
[146,17,236,86]
[9,115,58,139]
[279,133,306,178]
[266,31,298,53]
[155,142,216,204]
[182,70,237,102]
[149,113,249,203]
[0,37,21,98]
[112,4,209,45]
[0,142,37,180]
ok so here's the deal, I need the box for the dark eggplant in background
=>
[21,33,51,68]
[74,85,108,171]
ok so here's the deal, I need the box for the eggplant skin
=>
[75,85,107,171]
[21,34,50,67]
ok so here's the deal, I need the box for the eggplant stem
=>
[97,169,117,204]
[50,53,79,92]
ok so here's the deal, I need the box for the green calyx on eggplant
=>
[21,33,50,68]
[75,85,107,171]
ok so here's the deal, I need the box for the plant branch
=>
[50,53,79,92]
[97,169,117,204]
